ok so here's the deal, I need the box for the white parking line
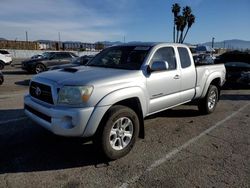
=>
[0,117,28,125]
[119,102,250,188]
[0,93,25,100]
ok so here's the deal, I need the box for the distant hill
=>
[202,39,250,50]
[0,38,7,41]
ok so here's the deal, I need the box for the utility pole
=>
[58,32,61,50]
[25,31,28,42]
[123,36,126,43]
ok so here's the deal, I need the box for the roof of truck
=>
[117,42,188,48]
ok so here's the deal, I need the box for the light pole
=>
[211,37,215,56]
[25,31,28,42]
[212,37,215,48]
[58,32,61,50]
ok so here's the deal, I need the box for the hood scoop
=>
[61,67,79,73]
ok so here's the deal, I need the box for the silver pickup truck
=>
[24,43,226,159]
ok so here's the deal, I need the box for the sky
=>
[0,0,250,44]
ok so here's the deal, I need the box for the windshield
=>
[72,57,81,65]
[87,46,151,70]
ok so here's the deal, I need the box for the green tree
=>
[171,3,181,43]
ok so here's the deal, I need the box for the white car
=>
[0,50,12,69]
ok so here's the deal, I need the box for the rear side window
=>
[178,47,192,68]
[151,47,176,70]
[0,50,9,54]
[54,53,71,59]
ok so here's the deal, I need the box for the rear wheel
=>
[0,75,3,85]
[198,85,218,114]
[0,61,4,70]
[94,105,139,160]
[34,63,46,74]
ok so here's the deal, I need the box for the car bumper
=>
[22,63,35,72]
[5,61,12,65]
[24,95,95,137]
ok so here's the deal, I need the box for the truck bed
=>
[194,64,226,99]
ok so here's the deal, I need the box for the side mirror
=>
[149,61,169,72]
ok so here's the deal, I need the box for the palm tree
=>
[175,15,185,43]
[179,6,191,43]
[172,3,180,43]
[182,14,195,43]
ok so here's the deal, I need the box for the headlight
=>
[58,86,93,105]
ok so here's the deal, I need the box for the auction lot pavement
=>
[0,62,249,188]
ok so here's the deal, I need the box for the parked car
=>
[50,55,94,70]
[0,50,12,70]
[22,52,78,74]
[224,61,250,88]
[215,50,250,64]
[0,71,4,85]
[31,54,44,59]
[193,54,214,65]
[24,43,226,160]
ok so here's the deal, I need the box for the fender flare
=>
[201,72,223,98]
[83,87,148,137]
[97,86,148,116]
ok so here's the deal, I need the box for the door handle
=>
[173,75,180,79]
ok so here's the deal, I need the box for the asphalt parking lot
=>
[0,61,249,188]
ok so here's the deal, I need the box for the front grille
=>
[25,105,51,123]
[30,81,54,104]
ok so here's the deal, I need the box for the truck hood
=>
[35,66,142,86]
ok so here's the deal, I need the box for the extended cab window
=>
[151,47,176,70]
[178,47,192,68]
[53,53,71,59]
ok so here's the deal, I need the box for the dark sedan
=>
[22,52,78,74]
[224,61,250,88]
[49,55,94,70]
[0,71,4,85]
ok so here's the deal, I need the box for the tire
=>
[0,76,3,85]
[198,85,219,114]
[0,62,4,70]
[94,105,139,160]
[34,63,46,74]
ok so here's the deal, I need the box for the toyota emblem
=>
[35,87,42,96]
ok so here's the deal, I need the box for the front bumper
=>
[5,61,12,65]
[21,62,32,71]
[24,95,94,137]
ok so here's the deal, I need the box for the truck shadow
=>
[15,79,30,86]
[220,94,250,101]
[0,110,110,174]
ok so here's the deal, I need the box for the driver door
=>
[146,47,182,114]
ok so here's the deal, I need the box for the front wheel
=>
[94,105,139,160]
[34,63,46,74]
[198,85,219,114]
